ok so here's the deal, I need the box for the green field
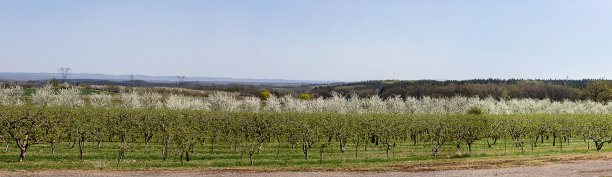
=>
[0,138,609,171]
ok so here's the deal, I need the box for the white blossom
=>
[89,93,113,107]
[240,96,261,112]
[206,92,241,111]
[263,95,282,112]
[119,91,142,109]
[19,85,612,114]
[57,87,85,107]
[32,84,84,107]
[165,94,209,110]
[139,91,163,109]
[0,85,24,106]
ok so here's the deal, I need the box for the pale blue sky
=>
[1,0,612,81]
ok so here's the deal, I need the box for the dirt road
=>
[2,159,611,177]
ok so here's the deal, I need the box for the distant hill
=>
[0,72,338,84]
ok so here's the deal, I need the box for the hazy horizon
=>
[3,71,608,83]
[2,1,612,81]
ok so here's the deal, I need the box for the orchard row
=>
[0,105,611,165]
[4,85,612,114]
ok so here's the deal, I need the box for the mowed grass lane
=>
[0,137,610,171]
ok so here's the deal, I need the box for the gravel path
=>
[2,160,612,177]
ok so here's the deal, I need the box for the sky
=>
[1,0,612,81]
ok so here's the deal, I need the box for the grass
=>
[0,138,611,171]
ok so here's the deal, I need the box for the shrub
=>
[260,91,271,100]
[299,94,310,100]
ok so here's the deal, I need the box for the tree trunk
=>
[249,153,254,166]
[180,151,184,166]
[19,147,26,162]
[145,134,153,150]
[552,133,556,146]
[340,139,345,153]
[190,143,195,154]
[303,142,309,160]
[386,144,390,162]
[97,140,102,149]
[468,143,472,154]
[392,142,396,158]
[234,142,238,153]
[79,139,84,160]
[51,141,55,154]
[117,149,121,167]
[319,146,324,164]
[355,142,359,159]
[432,146,438,157]
[121,149,125,161]
[596,142,604,151]
[186,150,190,161]
[257,141,264,154]
[162,138,168,161]
[276,141,281,160]
[560,137,563,150]
[504,137,507,155]
[4,142,9,153]
[210,140,214,154]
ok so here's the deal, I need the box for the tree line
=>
[5,79,612,102]
[311,79,612,102]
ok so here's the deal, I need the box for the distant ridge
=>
[0,72,338,84]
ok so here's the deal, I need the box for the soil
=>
[1,159,611,177]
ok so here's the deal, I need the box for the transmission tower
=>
[176,75,186,86]
[129,74,135,87]
[59,67,71,83]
